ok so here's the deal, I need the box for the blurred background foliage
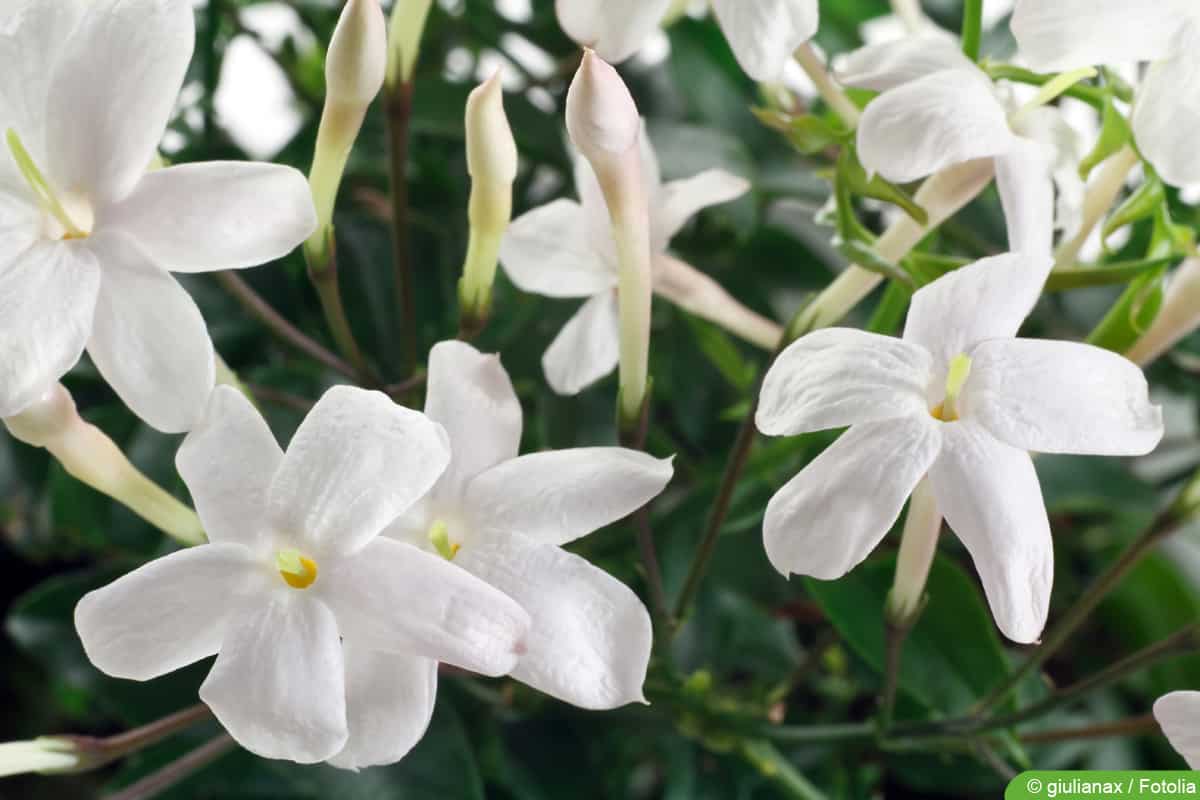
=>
[3,0,1200,798]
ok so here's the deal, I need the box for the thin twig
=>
[246,383,315,414]
[105,735,236,800]
[1020,713,1159,745]
[386,80,418,384]
[214,271,360,381]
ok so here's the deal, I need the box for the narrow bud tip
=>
[465,71,518,185]
[566,50,640,162]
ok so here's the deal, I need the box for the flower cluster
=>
[4,0,1200,786]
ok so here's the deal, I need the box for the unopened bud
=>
[307,0,387,266]
[388,0,434,88]
[1127,258,1200,367]
[566,50,652,427]
[459,73,518,327]
[0,738,81,778]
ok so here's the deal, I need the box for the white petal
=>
[710,0,819,82]
[0,240,100,418]
[964,338,1163,456]
[555,0,672,63]
[756,328,934,437]
[857,69,1013,184]
[1011,0,1189,72]
[930,422,1052,644]
[1155,691,1200,769]
[326,646,437,771]
[764,416,942,578]
[44,0,194,203]
[464,447,673,547]
[835,34,972,92]
[994,138,1055,256]
[656,170,750,243]
[499,199,615,299]
[1132,28,1200,188]
[0,1,87,186]
[321,538,530,676]
[84,233,214,434]
[542,292,620,395]
[176,386,283,550]
[903,252,1053,367]
[424,341,522,502]
[200,594,348,764]
[75,544,257,681]
[101,162,316,272]
[456,537,651,709]
[268,387,450,556]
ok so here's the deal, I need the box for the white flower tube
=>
[4,384,205,546]
[887,478,941,625]
[0,739,80,778]
[307,0,388,263]
[459,72,518,330]
[566,51,652,427]
[1127,258,1200,367]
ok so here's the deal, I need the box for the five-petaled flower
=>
[557,0,817,82]
[755,251,1163,643]
[839,33,1070,256]
[75,385,531,768]
[385,340,674,709]
[1011,0,1200,188]
[499,127,751,394]
[0,0,316,432]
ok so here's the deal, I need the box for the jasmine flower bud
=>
[388,0,434,88]
[459,72,518,331]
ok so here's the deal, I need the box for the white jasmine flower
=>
[1011,1,1200,187]
[75,385,531,767]
[499,127,750,394]
[386,341,674,709]
[1155,691,1200,768]
[756,252,1163,643]
[556,0,817,81]
[838,35,1068,255]
[0,0,316,432]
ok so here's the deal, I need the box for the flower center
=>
[930,353,972,422]
[428,519,461,561]
[6,129,91,240]
[276,548,319,590]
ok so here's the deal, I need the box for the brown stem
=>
[386,80,418,383]
[104,735,236,800]
[619,393,672,636]
[1020,713,1159,744]
[214,271,360,381]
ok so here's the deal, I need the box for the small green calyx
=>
[428,520,460,561]
[1009,67,1098,128]
[6,129,88,239]
[931,353,973,422]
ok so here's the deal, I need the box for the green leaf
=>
[682,314,758,392]
[866,281,911,335]
[835,238,914,287]
[1086,268,1166,353]
[751,108,849,155]
[838,145,928,226]
[1078,97,1132,180]
[805,553,1013,716]
[1102,171,1163,243]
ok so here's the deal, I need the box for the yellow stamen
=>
[276,548,319,589]
[428,520,460,561]
[6,129,88,240]
[933,353,973,422]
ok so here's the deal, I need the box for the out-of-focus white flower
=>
[838,35,1073,257]
[1012,1,1200,187]
[556,0,818,82]
[756,252,1163,643]
[75,385,531,768]
[0,0,316,432]
[0,738,80,778]
[499,124,751,395]
[1155,691,1200,768]
[386,341,673,709]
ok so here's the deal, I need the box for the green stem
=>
[960,0,983,62]
[304,234,372,381]
[739,740,830,800]
[982,63,1108,109]
[973,506,1182,716]
[1019,713,1159,744]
